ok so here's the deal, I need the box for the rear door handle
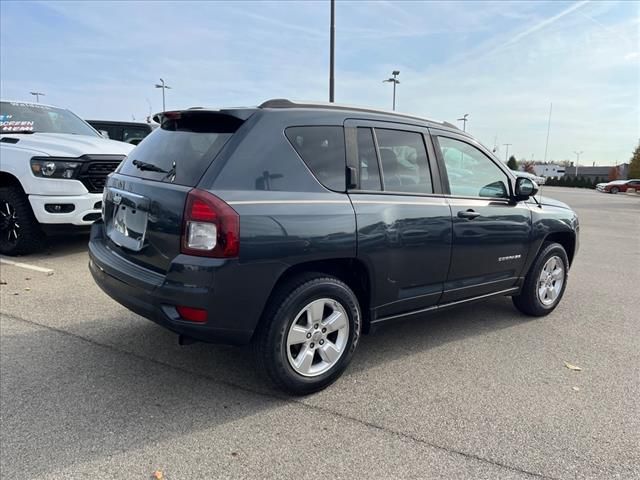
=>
[457,209,481,220]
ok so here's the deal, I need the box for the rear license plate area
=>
[105,188,149,251]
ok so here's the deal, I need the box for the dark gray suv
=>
[89,99,579,394]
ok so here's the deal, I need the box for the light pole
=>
[383,70,400,111]
[573,151,583,175]
[154,78,172,112]
[503,143,512,163]
[329,0,335,103]
[457,113,469,132]
[30,92,45,103]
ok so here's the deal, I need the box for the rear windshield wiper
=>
[132,159,168,173]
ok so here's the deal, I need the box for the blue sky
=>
[1,0,638,165]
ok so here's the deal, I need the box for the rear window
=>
[285,126,346,191]
[118,112,242,186]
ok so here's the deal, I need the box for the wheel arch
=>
[543,231,576,266]
[0,171,24,190]
[257,258,373,336]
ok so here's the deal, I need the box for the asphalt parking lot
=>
[1,186,638,479]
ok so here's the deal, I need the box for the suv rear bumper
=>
[88,222,277,345]
[29,193,103,225]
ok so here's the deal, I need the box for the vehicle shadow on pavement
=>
[1,297,529,478]
[351,297,522,373]
[27,232,91,261]
[0,316,276,479]
[42,294,528,397]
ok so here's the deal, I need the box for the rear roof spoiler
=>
[153,108,257,124]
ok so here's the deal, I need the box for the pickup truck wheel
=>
[254,274,361,395]
[0,186,46,256]
[512,242,569,316]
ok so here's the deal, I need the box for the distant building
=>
[532,164,566,177]
[563,163,629,181]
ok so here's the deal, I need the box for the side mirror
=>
[98,130,110,139]
[514,176,539,201]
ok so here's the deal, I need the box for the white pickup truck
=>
[0,100,134,255]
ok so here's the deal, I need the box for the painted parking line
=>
[0,257,54,275]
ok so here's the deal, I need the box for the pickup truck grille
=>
[78,160,122,193]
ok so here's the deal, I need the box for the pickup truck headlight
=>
[30,157,82,179]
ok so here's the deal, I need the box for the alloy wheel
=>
[537,255,564,306]
[0,201,20,247]
[286,298,350,377]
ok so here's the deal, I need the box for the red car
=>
[596,179,640,194]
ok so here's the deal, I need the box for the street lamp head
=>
[155,84,163,88]
[392,70,400,76]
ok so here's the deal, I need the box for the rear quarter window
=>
[285,126,346,192]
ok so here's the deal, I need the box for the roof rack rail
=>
[259,98,459,130]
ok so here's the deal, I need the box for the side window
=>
[357,127,381,191]
[437,137,509,199]
[375,128,433,194]
[285,126,346,191]
[123,127,150,145]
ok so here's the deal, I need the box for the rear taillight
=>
[181,189,239,258]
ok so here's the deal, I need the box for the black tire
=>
[512,242,569,316]
[254,273,362,395]
[0,185,46,256]
[610,187,619,194]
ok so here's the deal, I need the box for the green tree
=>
[629,140,640,178]
[507,155,518,170]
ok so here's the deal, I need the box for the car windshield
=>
[0,101,99,137]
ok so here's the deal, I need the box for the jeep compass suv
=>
[89,99,579,394]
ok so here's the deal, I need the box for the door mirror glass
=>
[514,176,539,200]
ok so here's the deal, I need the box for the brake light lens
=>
[181,189,239,257]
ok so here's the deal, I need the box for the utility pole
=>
[573,151,583,175]
[30,92,45,103]
[383,70,400,110]
[503,143,512,163]
[543,102,552,162]
[154,78,172,112]
[329,0,335,103]
[457,113,469,132]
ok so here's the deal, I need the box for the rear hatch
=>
[101,110,247,273]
